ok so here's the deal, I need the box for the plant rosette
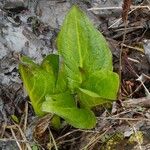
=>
[19,6,119,129]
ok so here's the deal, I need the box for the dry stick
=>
[136,75,150,96]
[101,109,133,118]
[88,5,150,11]
[48,127,58,150]
[118,3,150,97]
[56,129,80,141]
[143,73,150,80]
[79,129,100,133]
[81,128,111,150]
[21,102,28,150]
[128,82,143,97]
[123,97,150,108]
[0,138,34,143]
[10,128,23,150]
[119,0,131,99]
[56,129,101,145]
[108,5,150,29]
[16,124,32,150]
[119,26,127,99]
[0,138,42,149]
[99,117,150,122]
[122,43,144,52]
[23,101,28,132]
[125,59,150,96]
[114,26,144,32]
[57,136,81,145]
[0,122,6,138]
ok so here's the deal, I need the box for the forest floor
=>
[0,0,150,150]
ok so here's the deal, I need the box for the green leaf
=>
[41,54,59,81]
[19,55,68,116]
[51,115,61,130]
[31,145,39,150]
[19,56,56,116]
[42,54,67,93]
[11,115,19,123]
[57,6,113,91]
[54,63,68,93]
[46,91,76,107]
[42,92,96,129]
[78,88,107,108]
[78,69,119,108]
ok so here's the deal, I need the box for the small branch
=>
[48,127,58,150]
[123,97,150,108]
[88,5,150,11]
[99,117,150,122]
[10,128,22,150]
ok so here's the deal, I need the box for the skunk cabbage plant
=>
[19,6,119,129]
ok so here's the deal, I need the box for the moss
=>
[101,132,124,150]
[129,131,143,145]
[101,131,144,150]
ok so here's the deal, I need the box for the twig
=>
[23,101,28,132]
[124,58,150,96]
[122,0,132,22]
[10,128,22,150]
[16,124,32,150]
[99,117,150,122]
[128,82,143,97]
[136,74,150,96]
[117,0,132,99]
[123,97,150,108]
[56,129,80,141]
[81,128,111,150]
[122,43,144,53]
[88,6,123,10]
[0,122,6,138]
[88,5,150,11]
[0,138,32,143]
[108,5,150,28]
[0,138,41,148]
[48,127,58,150]
[142,73,150,80]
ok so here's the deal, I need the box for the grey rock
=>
[38,0,71,28]
[0,42,8,59]
[143,39,150,64]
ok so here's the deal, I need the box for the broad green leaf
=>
[19,55,68,116]
[54,63,68,93]
[42,54,67,93]
[42,92,96,129]
[78,88,107,108]
[47,91,76,107]
[57,6,113,91]
[78,88,111,108]
[78,69,119,108]
[41,54,59,81]
[19,56,56,116]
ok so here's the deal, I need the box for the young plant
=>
[19,6,119,129]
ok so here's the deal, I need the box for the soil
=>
[0,0,150,150]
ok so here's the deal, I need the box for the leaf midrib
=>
[74,11,83,68]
